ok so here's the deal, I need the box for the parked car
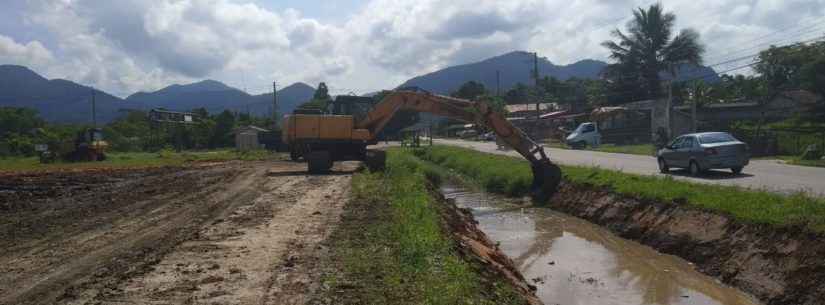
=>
[479,132,496,141]
[457,129,478,139]
[657,132,750,176]
[566,122,601,149]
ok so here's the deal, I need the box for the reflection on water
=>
[441,184,761,305]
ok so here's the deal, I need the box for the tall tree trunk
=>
[647,70,662,99]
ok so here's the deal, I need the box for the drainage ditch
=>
[441,182,762,305]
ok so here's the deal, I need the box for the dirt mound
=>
[435,191,543,305]
[550,182,825,305]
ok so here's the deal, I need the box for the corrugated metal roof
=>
[505,103,555,113]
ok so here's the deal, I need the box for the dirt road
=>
[0,160,356,305]
[435,138,825,197]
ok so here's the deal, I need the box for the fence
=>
[730,127,825,157]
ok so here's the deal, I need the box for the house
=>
[234,125,270,151]
[597,89,821,144]
[505,103,557,119]
[674,90,821,126]
[590,106,654,144]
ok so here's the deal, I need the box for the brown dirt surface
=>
[0,160,357,305]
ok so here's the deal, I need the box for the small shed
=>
[234,125,270,151]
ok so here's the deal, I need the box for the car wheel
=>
[731,167,743,175]
[689,161,701,177]
[658,158,670,173]
[290,150,301,162]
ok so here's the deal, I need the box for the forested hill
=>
[397,51,719,95]
[0,65,125,123]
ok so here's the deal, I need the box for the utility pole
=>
[691,93,697,133]
[272,81,278,123]
[91,88,97,127]
[665,80,672,138]
[496,70,501,97]
[533,52,540,121]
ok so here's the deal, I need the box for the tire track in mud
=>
[0,164,259,305]
[0,161,354,305]
[93,163,354,305]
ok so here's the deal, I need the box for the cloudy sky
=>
[1,0,824,97]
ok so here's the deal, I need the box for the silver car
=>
[657,132,750,176]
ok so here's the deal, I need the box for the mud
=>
[443,183,763,305]
[548,182,825,305]
[0,160,358,305]
[434,187,543,305]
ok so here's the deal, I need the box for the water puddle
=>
[441,183,761,305]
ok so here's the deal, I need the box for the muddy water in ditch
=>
[441,183,761,305]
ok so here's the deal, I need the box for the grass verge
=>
[541,140,654,156]
[772,155,825,168]
[593,143,655,156]
[315,149,527,305]
[414,145,825,232]
[0,149,275,172]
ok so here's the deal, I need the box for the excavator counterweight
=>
[282,90,562,200]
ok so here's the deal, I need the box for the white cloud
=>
[4,0,824,97]
[0,34,54,67]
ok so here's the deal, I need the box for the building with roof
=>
[234,125,270,151]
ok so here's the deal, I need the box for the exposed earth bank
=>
[550,182,825,305]
[434,189,542,305]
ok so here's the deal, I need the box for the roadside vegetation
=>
[543,140,655,156]
[593,143,655,156]
[316,150,527,305]
[413,145,825,232]
[772,155,825,168]
[0,149,274,172]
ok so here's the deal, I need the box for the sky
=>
[1,0,824,98]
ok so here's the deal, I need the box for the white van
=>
[565,122,601,149]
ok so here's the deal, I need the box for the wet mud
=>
[0,161,357,305]
[442,183,764,305]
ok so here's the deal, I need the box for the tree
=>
[504,83,531,104]
[296,82,334,114]
[313,82,331,101]
[452,81,487,100]
[211,110,236,148]
[602,3,705,99]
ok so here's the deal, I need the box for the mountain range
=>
[0,65,124,123]
[0,65,316,124]
[398,51,719,94]
[125,80,316,117]
[0,50,720,123]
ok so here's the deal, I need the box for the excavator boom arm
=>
[357,91,561,200]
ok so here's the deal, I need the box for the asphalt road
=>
[434,138,825,197]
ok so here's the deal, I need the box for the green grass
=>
[772,156,825,168]
[541,139,655,156]
[594,143,655,156]
[414,145,825,232]
[0,149,275,172]
[320,149,527,305]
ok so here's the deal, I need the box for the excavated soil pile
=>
[434,190,543,305]
[551,182,825,305]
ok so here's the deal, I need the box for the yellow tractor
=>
[282,90,562,200]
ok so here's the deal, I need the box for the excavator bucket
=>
[530,160,562,202]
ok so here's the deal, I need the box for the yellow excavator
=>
[282,90,562,200]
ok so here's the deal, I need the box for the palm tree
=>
[602,3,705,99]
